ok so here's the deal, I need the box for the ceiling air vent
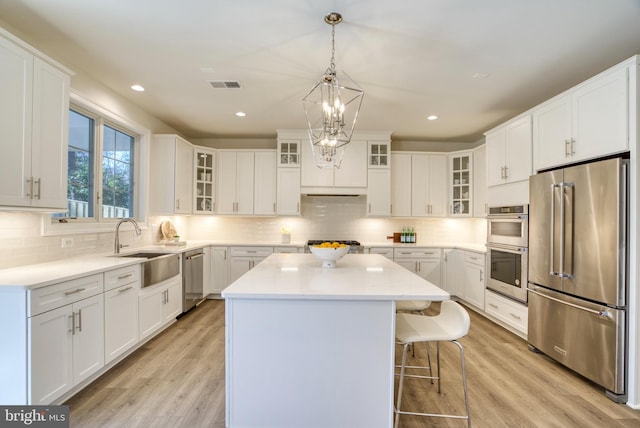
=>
[209,80,242,89]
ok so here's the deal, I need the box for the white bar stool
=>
[395,300,431,315]
[394,300,471,428]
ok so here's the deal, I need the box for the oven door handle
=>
[486,243,527,253]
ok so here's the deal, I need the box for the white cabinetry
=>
[276,137,301,215]
[210,246,230,294]
[532,63,630,171]
[138,275,182,340]
[368,247,394,259]
[472,145,487,217]
[194,147,215,214]
[229,246,273,283]
[0,32,71,210]
[391,153,446,217]
[217,151,255,215]
[367,140,391,216]
[301,139,368,192]
[104,265,140,363]
[393,248,442,286]
[28,274,104,405]
[150,134,194,214]
[442,248,462,296]
[449,152,472,216]
[461,251,485,310]
[485,290,528,336]
[254,150,277,215]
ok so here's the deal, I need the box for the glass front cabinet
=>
[194,148,215,214]
[277,140,300,167]
[449,152,472,216]
[368,141,389,168]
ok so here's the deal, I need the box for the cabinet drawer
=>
[104,264,141,291]
[229,247,274,257]
[464,251,485,266]
[485,290,528,334]
[369,247,393,259]
[29,273,104,317]
[273,246,301,253]
[394,248,441,259]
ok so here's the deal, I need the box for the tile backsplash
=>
[0,196,486,269]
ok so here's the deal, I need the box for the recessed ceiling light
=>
[235,111,246,117]
[131,84,145,92]
[427,115,438,121]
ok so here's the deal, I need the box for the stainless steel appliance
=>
[182,248,205,313]
[306,240,364,254]
[528,157,628,402]
[486,205,529,303]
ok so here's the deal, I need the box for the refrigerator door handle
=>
[528,288,613,319]
[561,182,575,279]
[550,183,559,276]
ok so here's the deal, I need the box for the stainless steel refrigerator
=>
[528,157,628,402]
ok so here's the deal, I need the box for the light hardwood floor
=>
[65,299,640,427]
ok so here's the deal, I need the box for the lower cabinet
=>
[461,251,485,310]
[138,275,182,341]
[29,293,104,405]
[485,289,528,336]
[442,248,462,296]
[229,246,273,283]
[210,246,230,294]
[393,248,442,286]
[104,265,140,364]
[368,246,394,259]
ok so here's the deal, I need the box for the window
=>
[54,105,138,222]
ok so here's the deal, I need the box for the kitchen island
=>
[222,253,450,428]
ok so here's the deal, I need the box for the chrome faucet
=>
[114,218,142,254]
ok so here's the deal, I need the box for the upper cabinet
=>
[486,115,532,187]
[368,141,389,168]
[217,151,255,215]
[472,144,487,218]
[276,135,301,216]
[367,140,391,216]
[150,135,193,214]
[0,30,71,210]
[194,147,215,214]
[449,152,472,217]
[300,139,368,191]
[254,150,277,216]
[532,62,630,171]
[277,139,300,167]
[391,152,446,217]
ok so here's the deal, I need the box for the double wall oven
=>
[486,205,528,303]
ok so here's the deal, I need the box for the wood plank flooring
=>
[65,299,640,427]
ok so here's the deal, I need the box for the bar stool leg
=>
[394,342,410,428]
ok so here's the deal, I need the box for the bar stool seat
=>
[395,300,431,314]
[394,300,471,428]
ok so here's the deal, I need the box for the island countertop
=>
[221,253,450,301]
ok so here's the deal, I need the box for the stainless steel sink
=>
[115,252,180,287]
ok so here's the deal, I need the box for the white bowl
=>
[309,245,349,268]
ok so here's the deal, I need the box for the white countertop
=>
[222,253,450,301]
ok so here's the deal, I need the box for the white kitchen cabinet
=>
[150,134,194,214]
[413,153,447,217]
[217,150,255,215]
[138,275,182,340]
[210,246,230,294]
[104,265,140,364]
[485,289,528,336]
[194,147,215,214]
[277,138,301,167]
[277,167,301,215]
[472,144,487,218]
[368,141,390,168]
[367,169,391,216]
[29,290,104,405]
[273,246,303,253]
[532,63,629,171]
[254,150,277,215]
[442,248,462,296]
[0,32,71,210]
[449,152,472,216]
[390,153,412,216]
[461,251,485,310]
[368,247,394,259]
[393,248,442,286]
[229,246,273,283]
[300,139,368,191]
[486,115,532,187]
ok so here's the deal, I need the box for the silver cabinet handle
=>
[65,288,86,296]
[480,269,483,282]
[34,178,41,199]
[69,314,75,334]
[119,286,133,293]
[509,313,521,320]
[368,203,371,214]
[488,303,498,309]
[176,199,180,210]
[26,177,33,198]
[570,138,576,156]
[503,166,508,181]
[118,273,133,280]
[565,139,571,157]
[77,309,82,332]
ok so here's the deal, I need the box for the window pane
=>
[102,125,134,218]
[65,110,95,218]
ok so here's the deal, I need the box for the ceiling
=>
[1,1,640,143]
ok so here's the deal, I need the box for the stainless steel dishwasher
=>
[182,248,205,313]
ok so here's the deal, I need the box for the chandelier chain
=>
[330,24,336,71]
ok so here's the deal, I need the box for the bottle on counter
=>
[400,227,406,243]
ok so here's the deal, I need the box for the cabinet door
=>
[229,257,253,283]
[278,139,301,167]
[395,259,417,274]
[139,287,163,340]
[211,247,229,293]
[486,128,507,186]
[301,140,333,187]
[391,153,411,217]
[532,95,572,171]
[367,169,390,216]
[174,138,193,214]
[0,37,32,207]
[335,140,367,187]
[163,279,183,322]
[572,66,628,161]
[463,262,485,309]
[442,249,462,296]
[418,259,441,287]
[411,154,430,216]
[217,151,237,214]
[29,305,73,405]
[254,151,276,215]
[72,294,104,385]
[194,148,215,214]
[277,168,301,215]
[31,58,69,209]
[472,145,487,217]
[104,284,139,363]
[504,116,532,183]
[235,151,255,215]
[428,154,447,216]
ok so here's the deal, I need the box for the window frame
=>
[43,91,150,236]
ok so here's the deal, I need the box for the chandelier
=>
[302,12,364,169]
